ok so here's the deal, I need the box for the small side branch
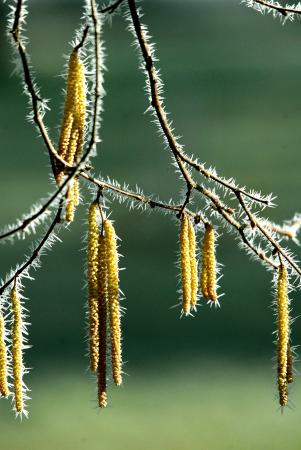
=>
[10,0,76,174]
[0,205,62,295]
[245,0,301,17]
[101,0,125,14]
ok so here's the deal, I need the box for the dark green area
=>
[0,0,301,446]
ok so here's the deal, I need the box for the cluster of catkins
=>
[87,202,122,408]
[180,213,218,316]
[55,48,86,223]
[179,213,294,407]
[0,29,294,417]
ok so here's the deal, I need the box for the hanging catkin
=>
[98,234,108,408]
[11,285,24,413]
[0,311,9,397]
[201,223,218,303]
[180,214,191,315]
[277,264,289,407]
[87,202,100,372]
[56,48,86,222]
[103,219,122,386]
[187,218,198,309]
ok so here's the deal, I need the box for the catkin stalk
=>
[104,220,122,386]
[277,264,289,407]
[180,214,191,315]
[88,203,100,372]
[0,311,9,397]
[11,285,24,413]
[98,234,108,408]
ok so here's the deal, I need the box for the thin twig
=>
[80,172,203,221]
[249,0,301,17]
[127,0,296,275]
[237,192,301,276]
[10,0,75,174]
[100,0,125,14]
[0,205,63,295]
[127,0,196,196]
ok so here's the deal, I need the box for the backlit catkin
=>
[56,49,86,223]
[201,224,218,303]
[98,234,108,408]
[188,218,198,309]
[56,49,86,184]
[180,214,191,315]
[277,264,289,407]
[103,219,122,386]
[0,311,9,397]
[88,202,100,372]
[11,285,24,413]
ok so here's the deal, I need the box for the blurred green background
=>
[1,0,301,448]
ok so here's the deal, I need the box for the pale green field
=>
[0,362,300,450]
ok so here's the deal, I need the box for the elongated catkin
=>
[277,264,289,407]
[103,219,122,386]
[0,311,9,397]
[187,218,198,309]
[56,49,86,222]
[87,203,100,372]
[201,224,217,303]
[11,285,24,413]
[56,49,86,182]
[98,234,108,408]
[180,214,191,315]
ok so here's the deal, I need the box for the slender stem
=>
[250,0,301,17]
[100,0,125,14]
[0,205,62,295]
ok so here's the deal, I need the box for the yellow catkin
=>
[103,219,122,386]
[98,234,108,408]
[286,344,293,384]
[277,264,289,407]
[188,218,198,309]
[73,177,80,207]
[56,49,86,184]
[11,285,23,413]
[88,203,100,372]
[201,224,218,303]
[65,182,75,223]
[180,214,191,315]
[0,311,9,397]
[65,178,80,223]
